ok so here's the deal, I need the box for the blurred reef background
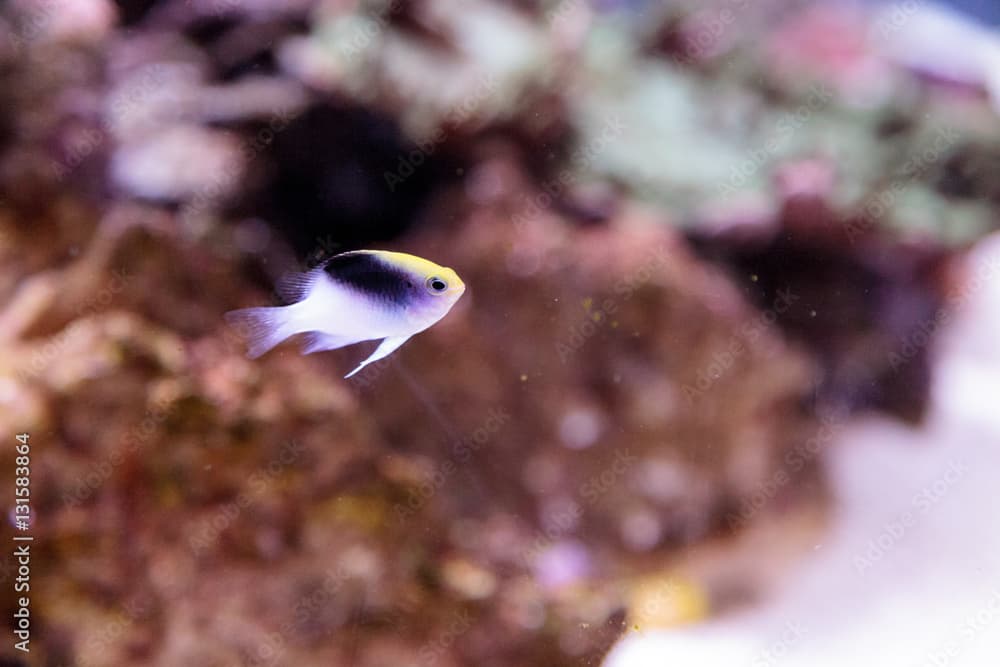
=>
[1,0,999,665]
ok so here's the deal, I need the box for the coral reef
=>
[2,193,817,665]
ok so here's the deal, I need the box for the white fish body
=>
[875,2,1000,112]
[226,250,465,378]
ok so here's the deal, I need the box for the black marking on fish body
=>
[322,252,415,307]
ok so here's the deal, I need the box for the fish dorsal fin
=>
[276,267,323,303]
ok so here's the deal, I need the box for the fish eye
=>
[426,276,448,294]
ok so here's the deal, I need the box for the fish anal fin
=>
[301,331,359,355]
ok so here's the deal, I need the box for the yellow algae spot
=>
[751,274,759,282]
[611,321,619,328]
[326,494,387,532]
[156,480,184,507]
[628,574,709,630]
[582,297,593,311]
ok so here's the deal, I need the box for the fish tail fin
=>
[225,306,299,359]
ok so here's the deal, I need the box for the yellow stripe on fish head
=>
[374,250,465,297]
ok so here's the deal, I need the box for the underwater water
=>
[1,1,999,665]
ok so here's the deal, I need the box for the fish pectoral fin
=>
[300,331,361,355]
[344,335,411,379]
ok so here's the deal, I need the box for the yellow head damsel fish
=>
[226,250,465,378]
